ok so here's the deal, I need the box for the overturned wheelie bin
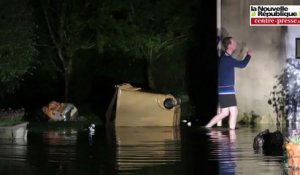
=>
[106,83,181,126]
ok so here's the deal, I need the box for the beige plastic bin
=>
[106,83,180,126]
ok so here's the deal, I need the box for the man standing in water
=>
[205,36,253,130]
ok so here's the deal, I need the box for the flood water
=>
[0,123,293,175]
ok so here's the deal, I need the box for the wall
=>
[221,0,299,124]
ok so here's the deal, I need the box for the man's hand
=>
[247,49,253,56]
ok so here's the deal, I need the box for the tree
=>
[38,0,97,101]
[96,0,191,90]
[0,0,38,95]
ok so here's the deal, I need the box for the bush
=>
[269,58,300,125]
[0,107,25,126]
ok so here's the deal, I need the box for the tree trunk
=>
[64,67,70,102]
[147,64,156,90]
[63,54,73,102]
[43,3,71,101]
[56,47,72,102]
[146,54,156,90]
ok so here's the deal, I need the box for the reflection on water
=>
[40,130,77,162]
[26,129,79,175]
[206,127,284,175]
[0,138,27,174]
[207,130,237,175]
[114,127,181,174]
[0,124,292,175]
[0,138,27,161]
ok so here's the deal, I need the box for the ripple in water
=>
[114,127,181,174]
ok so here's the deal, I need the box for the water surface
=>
[0,123,290,175]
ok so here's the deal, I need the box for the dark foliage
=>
[268,58,300,125]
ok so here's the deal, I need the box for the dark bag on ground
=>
[253,129,283,155]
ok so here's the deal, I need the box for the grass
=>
[0,117,24,127]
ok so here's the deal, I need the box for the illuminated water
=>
[0,123,291,175]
